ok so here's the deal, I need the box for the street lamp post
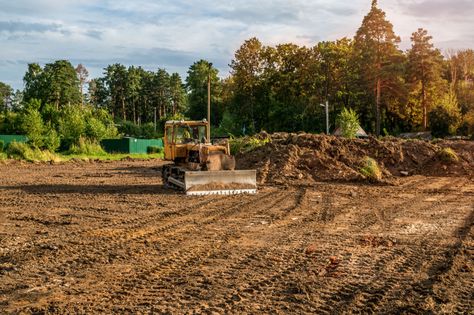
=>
[207,62,212,143]
[320,101,329,135]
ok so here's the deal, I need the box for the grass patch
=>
[6,141,63,162]
[2,140,163,162]
[60,152,163,161]
[68,138,107,156]
[230,135,271,155]
[360,156,382,181]
[147,145,163,154]
[437,147,459,163]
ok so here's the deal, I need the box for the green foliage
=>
[20,108,44,148]
[0,82,13,111]
[353,0,404,136]
[97,65,188,125]
[147,146,163,154]
[0,111,21,134]
[186,60,222,123]
[429,90,462,137]
[68,137,106,156]
[459,110,474,136]
[43,128,60,152]
[359,156,382,181]
[229,135,270,155]
[406,28,445,130]
[86,117,108,140]
[437,147,459,163]
[6,141,61,162]
[0,140,4,153]
[54,105,117,149]
[23,60,81,108]
[5,141,29,159]
[336,108,360,139]
[118,121,161,139]
[212,111,240,136]
[59,105,86,147]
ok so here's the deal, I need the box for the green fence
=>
[101,137,163,154]
[0,135,28,146]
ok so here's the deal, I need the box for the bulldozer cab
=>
[164,120,208,161]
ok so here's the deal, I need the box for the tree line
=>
[1,0,473,139]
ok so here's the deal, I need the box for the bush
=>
[59,105,86,146]
[147,146,163,154]
[68,137,106,156]
[336,108,360,139]
[118,121,161,139]
[43,128,61,152]
[229,135,270,155]
[6,141,61,162]
[20,108,44,148]
[86,117,108,141]
[459,110,474,137]
[0,111,21,134]
[6,141,36,161]
[86,110,118,141]
[437,147,459,163]
[359,156,382,181]
[429,106,462,138]
[0,140,4,153]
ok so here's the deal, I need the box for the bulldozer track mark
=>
[2,161,473,313]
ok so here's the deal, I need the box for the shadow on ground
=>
[0,184,179,195]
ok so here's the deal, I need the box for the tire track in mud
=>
[336,177,469,235]
[2,192,274,274]
[95,189,303,309]
[84,190,297,311]
[169,188,342,313]
[3,161,474,313]
[295,181,474,313]
[204,177,470,313]
[1,186,280,312]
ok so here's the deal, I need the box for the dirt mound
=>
[236,132,474,185]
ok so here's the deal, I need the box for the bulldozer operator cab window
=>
[174,125,207,144]
[166,127,173,144]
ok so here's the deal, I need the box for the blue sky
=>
[1,0,473,90]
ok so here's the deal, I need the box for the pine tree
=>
[354,0,403,135]
[407,28,445,129]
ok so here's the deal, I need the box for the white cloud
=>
[0,0,473,89]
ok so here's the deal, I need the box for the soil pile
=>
[236,132,474,185]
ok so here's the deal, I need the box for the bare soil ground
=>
[0,159,473,314]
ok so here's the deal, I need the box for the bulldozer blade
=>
[185,170,257,196]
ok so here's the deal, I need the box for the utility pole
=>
[154,107,157,132]
[320,101,329,135]
[207,62,212,143]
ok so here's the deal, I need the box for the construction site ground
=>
[0,159,473,314]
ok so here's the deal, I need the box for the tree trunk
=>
[80,83,83,107]
[421,82,427,130]
[132,100,136,124]
[376,78,381,136]
[122,96,126,121]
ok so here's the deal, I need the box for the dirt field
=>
[0,160,473,314]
